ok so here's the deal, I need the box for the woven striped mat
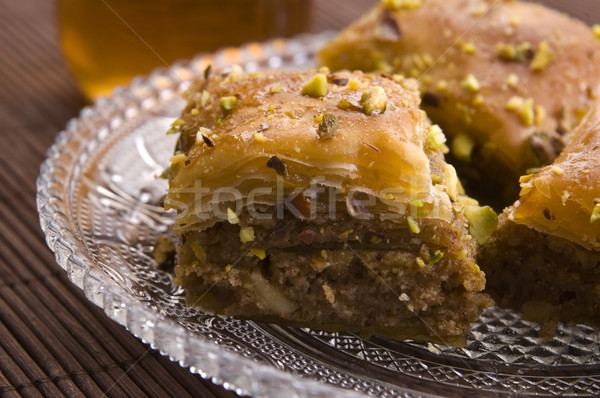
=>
[0,0,596,396]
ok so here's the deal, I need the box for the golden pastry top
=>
[164,68,459,232]
[510,101,600,250]
[319,0,600,180]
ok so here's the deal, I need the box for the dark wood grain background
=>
[0,0,596,396]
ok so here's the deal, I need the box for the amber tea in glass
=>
[59,0,310,99]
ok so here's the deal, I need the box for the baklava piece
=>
[164,68,492,345]
[318,0,600,207]
[480,102,600,333]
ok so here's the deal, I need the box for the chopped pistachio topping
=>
[472,94,484,106]
[301,73,329,97]
[337,98,353,110]
[461,74,480,92]
[437,80,448,92]
[519,173,534,184]
[429,250,444,264]
[190,108,199,116]
[170,153,186,164]
[381,0,421,10]
[530,42,554,71]
[442,163,461,200]
[249,247,266,259]
[506,96,525,111]
[551,165,564,175]
[409,199,424,208]
[412,54,425,70]
[196,127,212,144]
[224,264,233,273]
[535,105,546,125]
[392,74,405,83]
[519,98,535,126]
[269,82,282,94]
[227,208,240,224]
[407,216,420,234]
[496,41,534,62]
[254,132,266,142]
[495,42,517,61]
[314,113,324,123]
[425,124,448,152]
[415,257,426,268]
[506,73,519,88]
[591,203,600,223]
[317,113,339,139]
[348,79,360,90]
[361,86,387,115]
[171,118,185,127]
[594,25,600,39]
[220,96,238,112]
[239,226,255,243]
[461,41,477,54]
[506,96,537,126]
[200,90,210,107]
[452,133,475,162]
[465,206,498,245]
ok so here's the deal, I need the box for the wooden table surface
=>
[0,0,596,397]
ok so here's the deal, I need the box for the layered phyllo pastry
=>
[480,101,600,333]
[163,67,493,345]
[319,0,600,207]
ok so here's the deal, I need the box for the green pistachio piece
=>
[301,74,329,98]
[317,113,339,139]
[361,86,387,115]
[465,206,498,245]
[452,133,475,162]
[220,96,238,112]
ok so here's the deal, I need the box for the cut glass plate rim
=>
[37,32,369,398]
[37,31,600,397]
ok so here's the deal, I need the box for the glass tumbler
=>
[59,0,311,99]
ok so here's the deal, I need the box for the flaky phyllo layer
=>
[164,67,493,343]
[164,68,464,232]
[509,102,600,250]
[318,0,600,208]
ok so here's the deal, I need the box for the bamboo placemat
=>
[0,1,376,396]
[0,0,596,396]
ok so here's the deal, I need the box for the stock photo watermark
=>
[165,175,445,223]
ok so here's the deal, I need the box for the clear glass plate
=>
[38,32,600,397]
